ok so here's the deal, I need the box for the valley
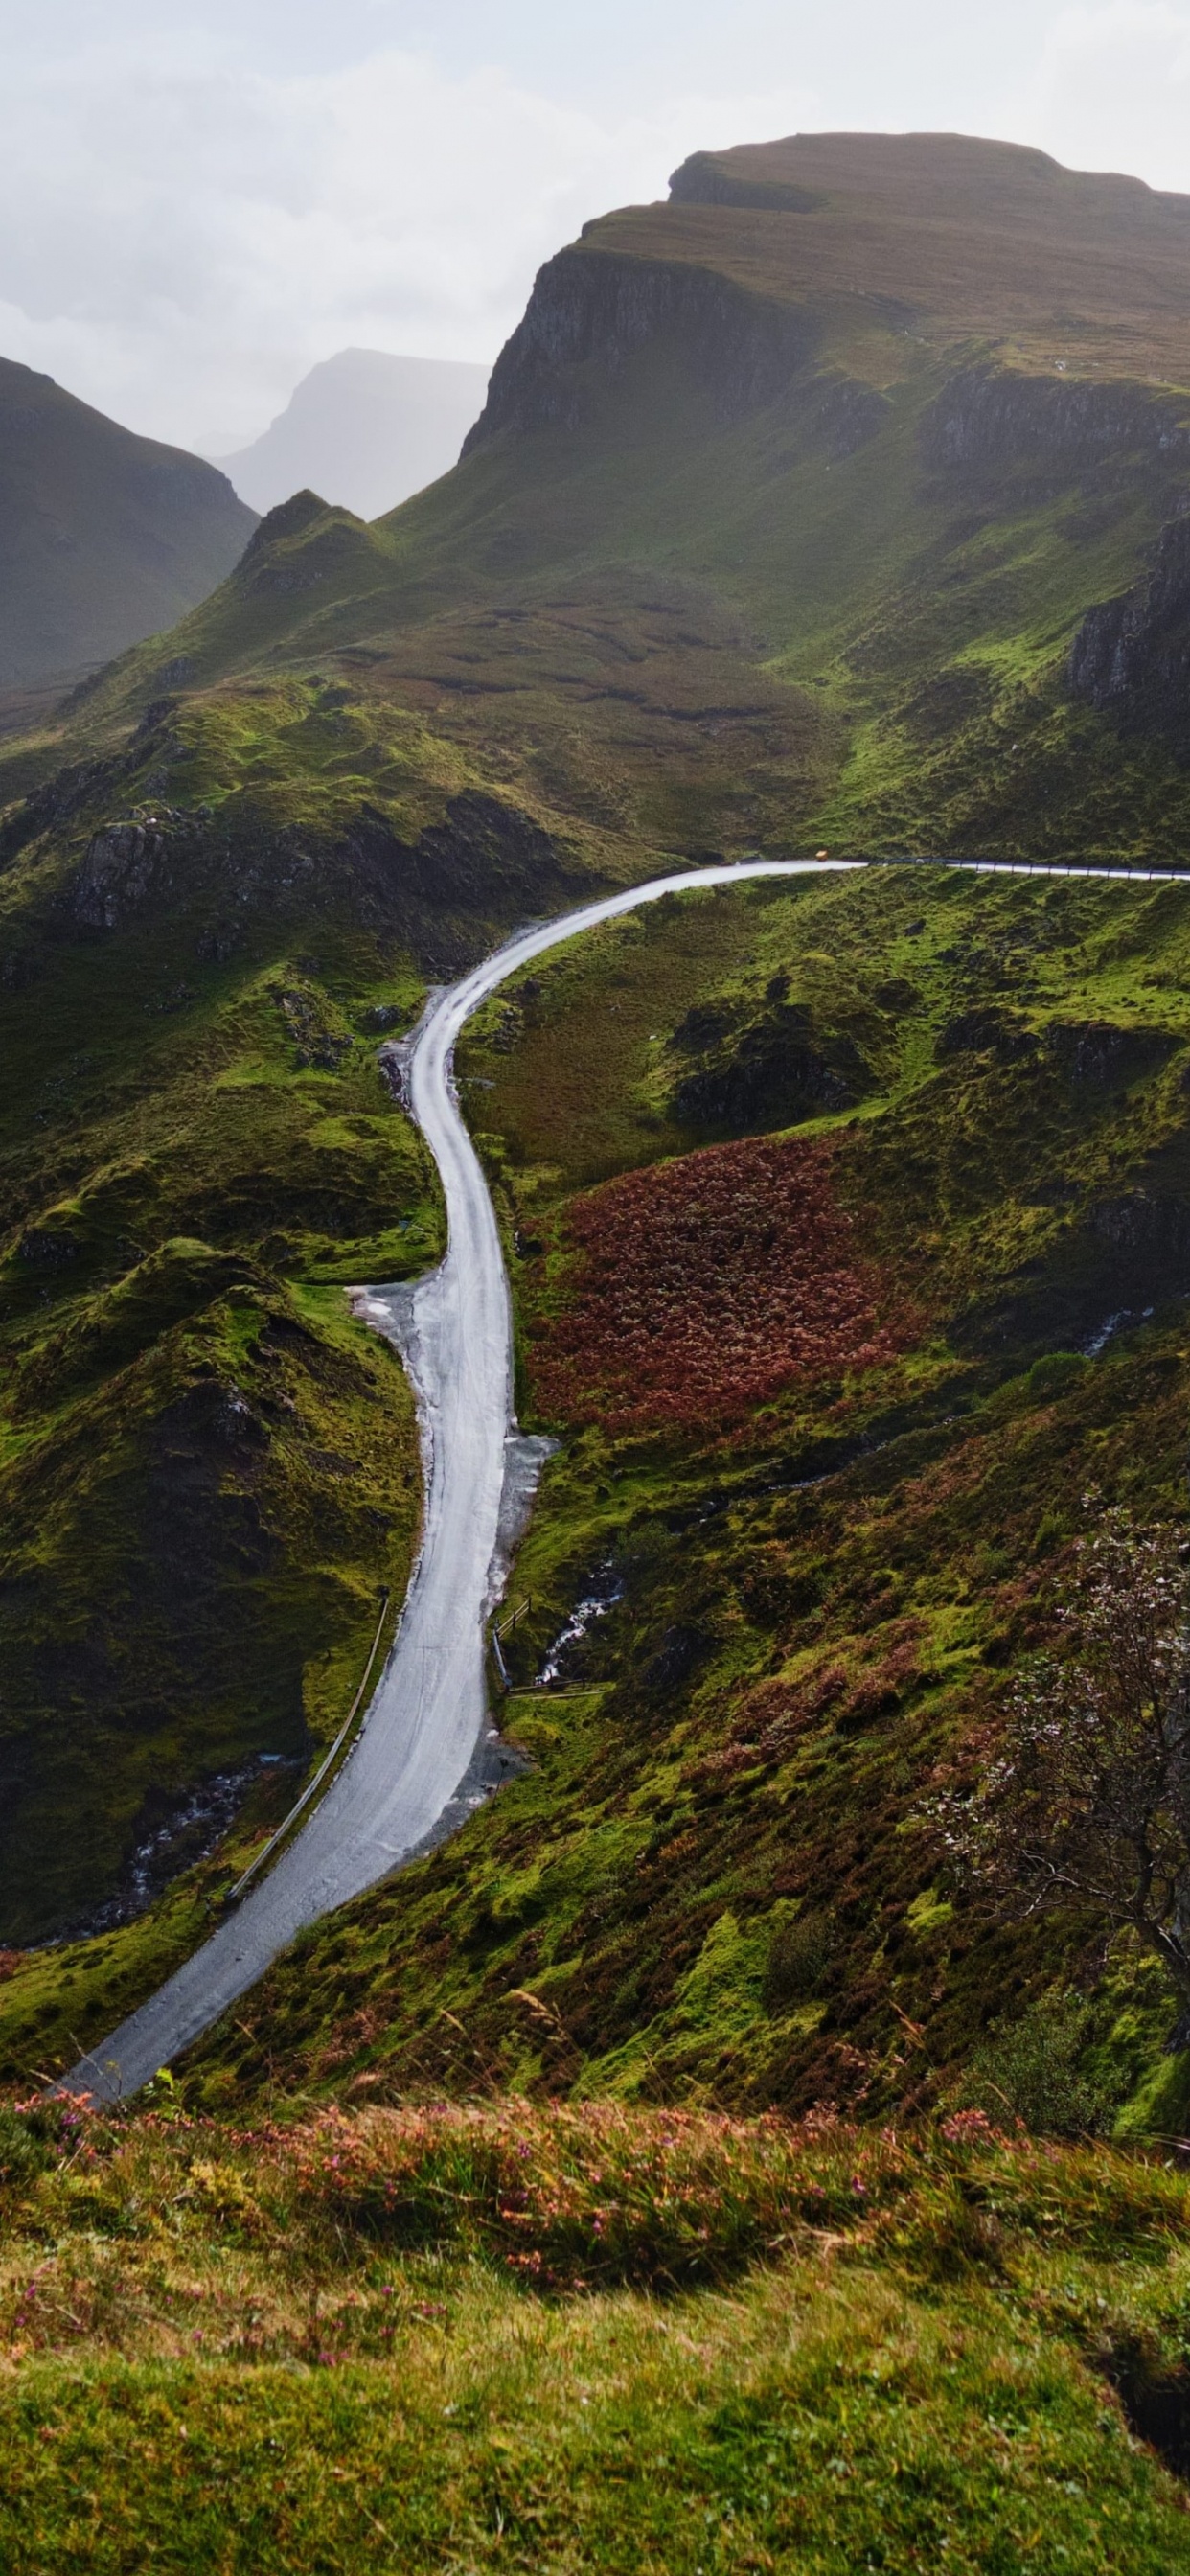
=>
[9,121,1190,2564]
[168,857,1190,2140]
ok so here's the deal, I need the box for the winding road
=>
[66,847,1184,2097]
[68,860,858,2100]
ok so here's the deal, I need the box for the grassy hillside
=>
[17,134,1190,872]
[10,130,1190,2060]
[1,2095,1190,2570]
[0,358,256,689]
[10,138,1190,2565]
[0,708,446,1952]
[648,128,1190,379]
[172,863,1190,2140]
[0,644,630,1966]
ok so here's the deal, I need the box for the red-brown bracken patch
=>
[530,1133,918,1434]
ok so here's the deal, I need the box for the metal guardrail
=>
[853,854,1186,884]
[224,1588,391,1906]
[491,1596,532,1695]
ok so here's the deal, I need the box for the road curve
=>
[66,860,864,2100]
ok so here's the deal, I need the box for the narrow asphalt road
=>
[65,850,1187,2097]
[67,859,859,2099]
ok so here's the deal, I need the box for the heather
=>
[530,1134,915,1434]
[176,862,1190,2136]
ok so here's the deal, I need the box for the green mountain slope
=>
[174,862,1190,2140]
[0,668,609,1957]
[0,357,256,689]
[31,130,1190,865]
[11,139,1190,2556]
[10,129,1190,2067]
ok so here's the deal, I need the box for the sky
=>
[5,0,1190,453]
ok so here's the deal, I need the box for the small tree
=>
[940,1506,1190,2049]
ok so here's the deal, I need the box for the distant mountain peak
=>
[219,348,492,523]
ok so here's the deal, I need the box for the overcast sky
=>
[4,0,1190,452]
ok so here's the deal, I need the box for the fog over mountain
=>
[217,350,492,521]
[7,5,1190,450]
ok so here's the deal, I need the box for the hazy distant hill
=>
[218,349,492,520]
[0,358,256,689]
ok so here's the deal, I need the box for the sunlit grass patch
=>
[1,2104,1189,2568]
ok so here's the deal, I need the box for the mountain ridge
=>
[0,356,256,688]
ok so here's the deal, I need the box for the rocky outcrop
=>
[668,150,825,215]
[57,773,577,962]
[0,754,115,870]
[71,812,201,932]
[278,986,353,1070]
[936,1009,1176,1085]
[1087,1185,1190,1276]
[340,790,580,926]
[811,373,891,458]
[1069,514,1190,754]
[1044,1020,1177,1087]
[462,246,818,452]
[936,1007,1037,1064]
[922,366,1190,474]
[670,1000,875,1132]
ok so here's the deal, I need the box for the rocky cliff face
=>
[1070,514,1190,756]
[667,150,825,215]
[468,259,1190,494]
[921,366,1190,474]
[462,246,818,452]
[47,774,577,976]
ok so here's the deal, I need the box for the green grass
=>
[11,133,1190,2088]
[1,2101,1189,2569]
[0,729,450,1954]
[178,865,1190,2131]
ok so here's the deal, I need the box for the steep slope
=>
[42,132,1190,870]
[176,862,1190,2141]
[218,348,492,521]
[12,131,1190,2085]
[0,664,607,1958]
[0,359,257,687]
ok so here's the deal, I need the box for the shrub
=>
[961,1991,1116,2138]
[764,1912,835,2012]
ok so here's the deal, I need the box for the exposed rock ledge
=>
[667,150,826,216]
[462,246,818,451]
[921,366,1190,473]
[1069,514,1190,758]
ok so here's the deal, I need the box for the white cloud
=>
[1021,4,1190,189]
[0,36,817,451]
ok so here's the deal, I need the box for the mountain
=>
[9,125,1190,2563]
[0,358,256,689]
[57,129,1190,868]
[6,133,1190,2115]
[217,348,492,520]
